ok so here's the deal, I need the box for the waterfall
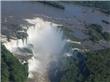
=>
[4,18,66,82]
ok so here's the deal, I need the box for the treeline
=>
[59,48,110,82]
[85,48,110,82]
[1,44,28,82]
[86,24,110,42]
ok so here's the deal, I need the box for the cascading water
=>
[26,18,66,82]
[4,18,66,82]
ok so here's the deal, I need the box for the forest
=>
[1,44,28,82]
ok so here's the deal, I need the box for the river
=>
[1,1,110,82]
[2,1,110,32]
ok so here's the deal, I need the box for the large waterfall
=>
[4,18,66,82]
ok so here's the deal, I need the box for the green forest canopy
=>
[1,44,28,82]
[60,48,110,82]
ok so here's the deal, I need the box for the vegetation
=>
[58,26,80,41]
[86,24,110,42]
[102,20,110,24]
[60,57,78,82]
[1,44,28,82]
[59,50,90,82]
[59,48,110,82]
[85,48,110,82]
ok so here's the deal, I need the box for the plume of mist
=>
[4,18,66,82]
[25,18,66,81]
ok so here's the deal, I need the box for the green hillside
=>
[1,44,28,82]
[60,48,110,82]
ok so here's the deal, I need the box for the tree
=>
[1,44,28,82]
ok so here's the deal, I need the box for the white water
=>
[4,18,66,82]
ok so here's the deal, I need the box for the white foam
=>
[25,18,66,80]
